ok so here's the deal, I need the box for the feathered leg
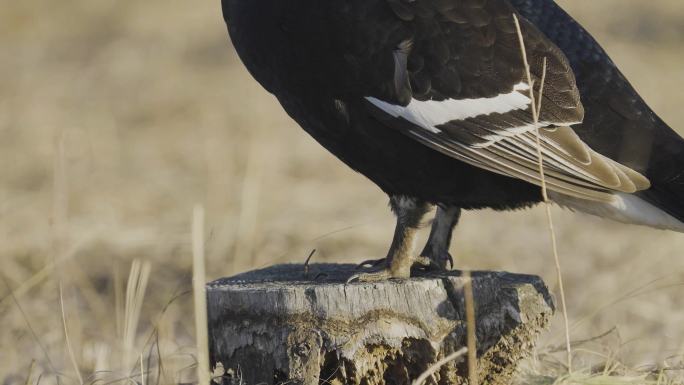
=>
[349,196,431,282]
[419,205,461,270]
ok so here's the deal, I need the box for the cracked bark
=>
[207,264,554,385]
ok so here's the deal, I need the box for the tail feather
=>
[550,192,684,233]
[634,118,684,226]
[552,119,684,233]
[638,186,684,226]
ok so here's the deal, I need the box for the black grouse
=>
[221,0,684,280]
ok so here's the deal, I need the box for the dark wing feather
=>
[340,0,649,201]
[510,0,684,222]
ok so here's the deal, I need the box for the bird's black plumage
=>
[222,0,684,278]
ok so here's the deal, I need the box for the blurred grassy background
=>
[1,0,684,383]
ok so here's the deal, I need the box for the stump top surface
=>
[208,264,554,315]
[209,263,549,295]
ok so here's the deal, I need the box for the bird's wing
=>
[349,0,650,201]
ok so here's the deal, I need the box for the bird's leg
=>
[349,196,431,282]
[419,205,461,270]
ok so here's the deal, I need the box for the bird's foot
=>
[348,257,411,282]
[347,266,396,283]
[415,256,447,269]
[419,249,454,271]
[348,256,443,283]
[355,256,438,271]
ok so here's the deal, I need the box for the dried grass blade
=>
[193,205,211,385]
[512,13,572,372]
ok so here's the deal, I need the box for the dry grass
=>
[464,270,478,385]
[413,347,468,385]
[1,0,684,383]
[192,206,210,385]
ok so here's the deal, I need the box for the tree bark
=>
[207,264,554,385]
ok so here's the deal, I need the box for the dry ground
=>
[1,0,684,383]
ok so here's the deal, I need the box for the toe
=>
[415,254,451,271]
[346,269,394,283]
[414,256,435,268]
[446,253,454,269]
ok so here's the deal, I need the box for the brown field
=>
[1,0,684,383]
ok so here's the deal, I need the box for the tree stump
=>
[207,264,554,385]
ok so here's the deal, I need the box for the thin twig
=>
[412,347,468,385]
[140,354,146,385]
[192,205,211,385]
[464,271,478,385]
[232,131,264,272]
[303,249,316,278]
[123,260,151,369]
[545,326,619,354]
[154,331,164,385]
[512,13,572,372]
[114,262,123,341]
[59,282,83,385]
[132,283,192,384]
[24,360,36,385]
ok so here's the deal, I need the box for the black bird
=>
[221,0,684,280]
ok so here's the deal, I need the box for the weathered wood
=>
[208,264,554,385]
